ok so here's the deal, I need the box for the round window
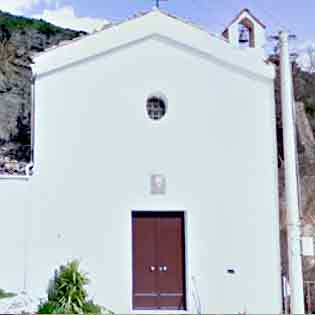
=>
[146,96,166,120]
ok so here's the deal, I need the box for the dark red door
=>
[132,212,186,310]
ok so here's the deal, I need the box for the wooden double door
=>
[132,212,186,310]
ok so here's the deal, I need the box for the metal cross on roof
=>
[155,0,167,8]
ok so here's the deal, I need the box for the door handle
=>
[159,266,167,272]
[149,266,156,272]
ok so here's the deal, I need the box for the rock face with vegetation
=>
[273,57,315,299]
[0,10,85,168]
[294,65,315,130]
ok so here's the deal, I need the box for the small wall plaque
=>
[150,174,166,195]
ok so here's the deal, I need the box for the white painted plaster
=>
[0,10,281,314]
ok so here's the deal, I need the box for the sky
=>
[0,0,314,66]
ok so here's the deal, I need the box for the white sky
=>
[0,0,109,33]
[33,5,109,33]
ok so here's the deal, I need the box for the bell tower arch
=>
[223,9,266,53]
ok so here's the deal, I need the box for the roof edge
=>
[223,8,266,33]
[32,8,226,59]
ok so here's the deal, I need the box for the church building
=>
[0,8,282,314]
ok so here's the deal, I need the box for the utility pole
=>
[279,30,305,314]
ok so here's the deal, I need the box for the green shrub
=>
[37,260,103,314]
[82,300,102,314]
[37,301,58,314]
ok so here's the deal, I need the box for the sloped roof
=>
[33,8,225,58]
[32,8,274,80]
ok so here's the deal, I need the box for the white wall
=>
[1,36,281,314]
[0,180,30,293]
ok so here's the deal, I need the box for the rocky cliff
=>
[273,57,315,296]
[0,10,85,171]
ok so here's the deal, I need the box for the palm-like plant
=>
[51,260,89,313]
[38,260,102,314]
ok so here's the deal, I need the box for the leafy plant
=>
[37,301,58,314]
[82,300,103,314]
[38,260,103,314]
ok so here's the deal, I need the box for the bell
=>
[239,27,249,44]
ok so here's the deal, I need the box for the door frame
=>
[130,210,189,312]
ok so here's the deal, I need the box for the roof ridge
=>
[33,8,227,58]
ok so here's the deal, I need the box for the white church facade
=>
[0,8,282,314]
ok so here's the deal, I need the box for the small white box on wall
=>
[302,237,314,256]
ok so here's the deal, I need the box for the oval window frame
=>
[146,92,168,121]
